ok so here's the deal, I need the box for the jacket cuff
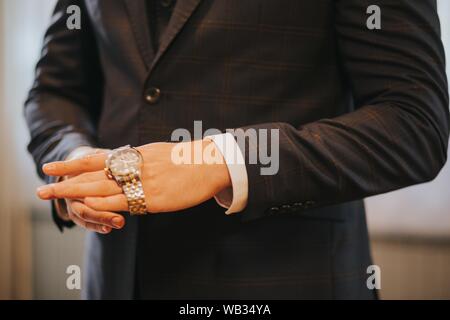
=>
[234,124,280,222]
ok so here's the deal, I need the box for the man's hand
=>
[37,140,232,214]
[50,147,126,234]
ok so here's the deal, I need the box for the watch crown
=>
[104,167,114,180]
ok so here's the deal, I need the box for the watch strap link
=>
[119,172,147,215]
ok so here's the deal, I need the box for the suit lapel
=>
[122,0,153,70]
[149,0,203,73]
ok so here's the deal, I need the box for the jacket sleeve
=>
[240,0,449,221]
[24,0,103,230]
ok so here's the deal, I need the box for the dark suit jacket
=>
[25,0,449,299]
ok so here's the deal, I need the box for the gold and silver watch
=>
[104,145,148,215]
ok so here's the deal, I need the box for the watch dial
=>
[107,148,143,176]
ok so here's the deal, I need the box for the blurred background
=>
[0,0,449,300]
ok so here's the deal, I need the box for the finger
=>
[70,201,125,229]
[66,170,109,184]
[43,152,108,177]
[37,180,122,200]
[68,210,112,234]
[85,194,129,212]
[94,148,110,154]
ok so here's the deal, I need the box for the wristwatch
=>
[104,145,148,215]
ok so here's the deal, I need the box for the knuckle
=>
[79,157,92,168]
[61,162,70,172]
[92,212,107,224]
[78,208,87,220]
[96,224,109,234]
[78,172,96,183]
[54,185,68,198]
[85,197,97,208]
[46,184,57,197]
[107,181,120,193]
[100,216,110,225]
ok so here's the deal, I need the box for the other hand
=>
[49,147,125,234]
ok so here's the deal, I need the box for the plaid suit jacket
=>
[25,0,449,299]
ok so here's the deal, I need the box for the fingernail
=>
[37,186,51,199]
[112,217,123,229]
[102,226,110,233]
[43,163,55,172]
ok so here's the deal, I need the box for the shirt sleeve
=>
[205,133,249,214]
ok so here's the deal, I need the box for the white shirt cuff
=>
[205,133,249,215]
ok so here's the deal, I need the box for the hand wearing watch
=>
[104,146,148,215]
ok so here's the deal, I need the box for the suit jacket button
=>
[304,201,315,208]
[161,0,173,8]
[145,87,161,104]
[269,207,279,214]
[293,202,303,209]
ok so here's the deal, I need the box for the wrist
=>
[201,139,232,193]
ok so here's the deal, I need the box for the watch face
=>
[106,147,143,176]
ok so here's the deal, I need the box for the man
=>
[26,0,449,299]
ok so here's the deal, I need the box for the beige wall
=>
[372,237,450,300]
[0,0,56,299]
[0,0,10,299]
